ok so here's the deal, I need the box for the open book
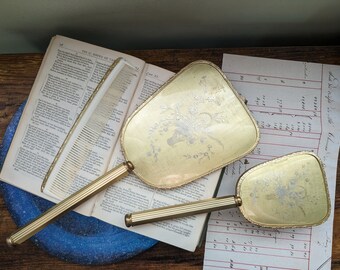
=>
[0,35,222,251]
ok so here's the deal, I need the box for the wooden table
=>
[0,47,339,269]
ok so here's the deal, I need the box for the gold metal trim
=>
[125,195,238,227]
[121,60,260,189]
[236,151,331,228]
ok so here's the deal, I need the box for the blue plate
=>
[0,101,157,265]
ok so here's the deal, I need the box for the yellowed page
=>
[0,35,145,215]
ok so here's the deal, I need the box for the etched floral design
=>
[146,75,227,162]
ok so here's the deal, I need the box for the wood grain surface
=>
[0,47,339,269]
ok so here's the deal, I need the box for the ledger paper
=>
[203,54,340,270]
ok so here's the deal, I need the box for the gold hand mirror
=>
[125,152,331,228]
[7,59,259,245]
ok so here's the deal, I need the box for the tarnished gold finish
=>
[238,151,330,228]
[122,60,259,188]
[125,152,330,228]
[7,162,131,246]
[125,196,239,227]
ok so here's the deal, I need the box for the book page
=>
[91,64,223,251]
[204,54,340,269]
[0,35,145,215]
[42,60,140,201]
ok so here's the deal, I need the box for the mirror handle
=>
[7,162,133,246]
[125,195,241,227]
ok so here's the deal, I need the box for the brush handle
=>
[125,195,241,227]
[7,162,133,246]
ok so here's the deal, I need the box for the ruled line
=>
[230,79,322,90]
[224,70,322,83]
[205,248,309,260]
[207,230,311,242]
[206,240,310,253]
[205,258,303,270]
[250,109,320,118]
[248,104,321,113]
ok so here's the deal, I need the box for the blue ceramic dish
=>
[0,101,157,265]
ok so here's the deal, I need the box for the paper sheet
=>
[203,54,340,270]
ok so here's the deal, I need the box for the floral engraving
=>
[146,75,227,162]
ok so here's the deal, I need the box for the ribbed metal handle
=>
[7,162,133,246]
[125,195,241,227]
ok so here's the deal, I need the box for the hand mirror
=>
[8,59,259,245]
[125,152,331,228]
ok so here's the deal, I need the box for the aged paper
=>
[204,54,340,269]
[0,35,144,215]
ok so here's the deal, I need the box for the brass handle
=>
[125,195,241,227]
[7,162,133,246]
